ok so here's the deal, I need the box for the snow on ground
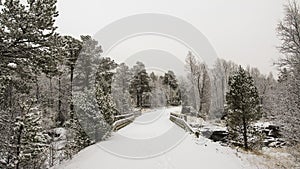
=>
[55,107,268,169]
[118,106,179,139]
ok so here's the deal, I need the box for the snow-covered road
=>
[57,107,258,169]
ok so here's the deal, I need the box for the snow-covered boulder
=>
[7,62,17,68]
[254,122,285,147]
[200,125,228,143]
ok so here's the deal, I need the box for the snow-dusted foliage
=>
[112,63,133,113]
[13,106,49,169]
[96,57,118,95]
[209,58,239,118]
[0,0,62,168]
[74,89,112,142]
[226,66,262,150]
[162,70,181,106]
[73,35,102,91]
[149,73,167,108]
[0,101,49,169]
[129,62,151,108]
[64,87,116,159]
[95,86,117,126]
[1,0,299,168]
[275,0,300,144]
[185,52,211,119]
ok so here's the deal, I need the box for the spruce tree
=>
[226,66,261,150]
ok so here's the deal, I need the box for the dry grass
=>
[233,145,298,169]
[255,146,297,169]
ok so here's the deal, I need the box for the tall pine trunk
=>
[58,76,62,115]
[15,125,23,169]
[137,93,140,108]
[242,115,249,150]
[35,77,39,103]
[70,66,74,120]
[57,76,65,126]
[49,77,53,108]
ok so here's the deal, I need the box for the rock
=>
[200,125,228,143]
[201,129,213,138]
[209,130,228,142]
[254,122,286,147]
[195,131,200,138]
[266,125,281,138]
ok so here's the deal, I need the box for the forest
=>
[0,0,299,169]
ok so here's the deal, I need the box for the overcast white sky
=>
[56,0,293,75]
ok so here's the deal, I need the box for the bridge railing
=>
[113,113,134,122]
[170,112,198,136]
[112,111,141,131]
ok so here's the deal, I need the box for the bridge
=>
[58,107,254,169]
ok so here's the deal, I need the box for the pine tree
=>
[14,106,48,169]
[95,57,118,122]
[64,117,91,159]
[73,88,112,143]
[73,35,102,91]
[1,101,49,169]
[0,0,59,92]
[163,70,180,105]
[96,57,118,95]
[60,36,82,118]
[129,62,151,108]
[226,66,261,150]
[0,0,60,167]
[112,63,133,113]
[95,86,116,126]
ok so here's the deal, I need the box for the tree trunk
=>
[16,124,23,169]
[58,76,62,115]
[200,72,208,118]
[169,85,172,105]
[197,74,202,113]
[49,77,53,108]
[85,68,89,90]
[35,78,39,102]
[57,76,64,126]
[95,127,99,142]
[9,81,13,109]
[70,66,74,120]
[242,115,249,150]
[136,93,140,108]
